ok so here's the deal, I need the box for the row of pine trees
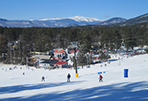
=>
[0,22,148,64]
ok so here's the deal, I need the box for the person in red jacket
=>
[99,74,103,82]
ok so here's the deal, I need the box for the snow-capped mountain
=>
[38,16,101,22]
[5,14,148,28]
[67,16,101,22]
[0,16,102,27]
[1,13,148,28]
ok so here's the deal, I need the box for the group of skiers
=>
[41,73,72,82]
[41,73,103,82]
[66,73,103,82]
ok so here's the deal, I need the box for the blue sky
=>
[0,0,148,20]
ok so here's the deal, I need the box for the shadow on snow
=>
[0,81,83,94]
[0,81,148,101]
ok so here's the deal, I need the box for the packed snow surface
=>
[0,54,148,101]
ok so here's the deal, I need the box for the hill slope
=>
[120,13,148,26]
[0,16,101,27]
[0,54,148,100]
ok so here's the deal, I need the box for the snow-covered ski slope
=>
[0,54,148,101]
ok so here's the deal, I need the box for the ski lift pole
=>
[74,48,78,78]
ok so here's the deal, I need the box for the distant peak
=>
[66,16,101,22]
[0,18,8,21]
[37,16,101,22]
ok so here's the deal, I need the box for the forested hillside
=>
[0,23,148,64]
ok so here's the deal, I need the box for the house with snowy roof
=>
[53,48,68,59]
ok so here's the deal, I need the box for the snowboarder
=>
[99,74,103,82]
[23,72,25,75]
[67,73,71,82]
[41,76,45,82]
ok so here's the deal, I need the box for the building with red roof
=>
[53,48,68,59]
[53,61,68,68]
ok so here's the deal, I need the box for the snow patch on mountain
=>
[66,16,101,22]
[0,16,127,27]
[38,16,101,22]
[38,18,62,21]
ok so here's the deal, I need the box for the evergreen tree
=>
[99,51,111,62]
[77,44,87,68]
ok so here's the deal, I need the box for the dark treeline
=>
[0,23,148,64]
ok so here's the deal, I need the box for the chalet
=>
[53,48,68,59]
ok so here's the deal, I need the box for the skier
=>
[67,73,71,82]
[41,76,45,82]
[105,64,107,66]
[99,74,103,82]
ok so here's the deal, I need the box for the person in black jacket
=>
[67,73,71,82]
[41,76,45,82]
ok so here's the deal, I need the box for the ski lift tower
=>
[104,43,106,49]
[69,41,79,78]
[120,39,126,51]
[69,41,79,49]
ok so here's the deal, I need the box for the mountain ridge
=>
[120,13,148,26]
[38,16,102,22]
[0,16,102,27]
[97,17,127,25]
[1,13,148,27]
